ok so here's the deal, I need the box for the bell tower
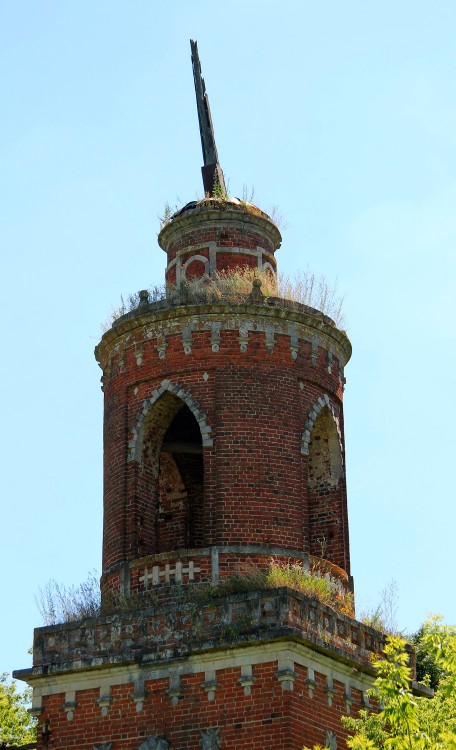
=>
[14,41,414,750]
[98,41,351,608]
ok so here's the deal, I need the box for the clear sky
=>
[1,1,455,681]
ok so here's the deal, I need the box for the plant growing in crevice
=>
[211,170,229,202]
[195,558,354,617]
[36,570,101,625]
[102,266,346,330]
[158,198,184,228]
[360,580,401,636]
[278,268,345,328]
[101,285,167,332]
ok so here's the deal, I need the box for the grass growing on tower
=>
[103,267,345,330]
[199,558,354,617]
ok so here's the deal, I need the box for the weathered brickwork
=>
[100,546,351,603]
[29,589,393,671]
[17,199,409,750]
[159,200,281,286]
[30,662,365,750]
[97,299,351,587]
[20,589,404,749]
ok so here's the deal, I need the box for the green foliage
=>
[158,198,184,228]
[199,566,269,598]
[418,616,456,689]
[365,636,419,748]
[0,674,36,744]
[211,170,228,201]
[159,200,173,227]
[343,618,456,749]
[303,617,456,750]
[411,624,442,690]
[342,710,388,749]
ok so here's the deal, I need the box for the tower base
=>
[14,587,412,749]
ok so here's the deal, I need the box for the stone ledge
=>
[157,199,282,253]
[101,547,352,601]
[22,588,414,680]
[95,300,351,369]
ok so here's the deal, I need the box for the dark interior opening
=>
[157,404,204,552]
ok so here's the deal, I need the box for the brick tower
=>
[14,41,413,750]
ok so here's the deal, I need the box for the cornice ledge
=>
[158,202,281,251]
[95,301,351,368]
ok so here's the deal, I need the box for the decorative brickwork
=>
[101,545,352,603]
[308,406,345,563]
[14,45,429,750]
[158,200,281,286]
[301,394,343,457]
[19,589,409,749]
[16,190,364,746]
[97,292,352,585]
[129,379,213,462]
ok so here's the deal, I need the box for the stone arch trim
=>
[182,253,210,279]
[261,260,277,280]
[301,394,343,458]
[128,379,213,462]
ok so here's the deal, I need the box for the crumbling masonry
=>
[14,40,424,750]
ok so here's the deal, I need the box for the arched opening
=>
[159,405,204,551]
[307,406,343,560]
[139,392,204,555]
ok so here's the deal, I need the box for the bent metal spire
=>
[13,40,431,750]
[190,39,226,196]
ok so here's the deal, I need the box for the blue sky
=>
[1,1,455,680]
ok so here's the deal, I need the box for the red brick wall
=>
[158,203,280,286]
[35,659,363,749]
[98,314,350,592]
[97,199,351,598]
[185,258,208,280]
[308,408,348,568]
[100,549,350,602]
[164,223,274,260]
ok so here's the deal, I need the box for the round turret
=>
[158,198,281,286]
[96,199,352,602]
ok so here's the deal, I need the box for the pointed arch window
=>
[307,406,343,559]
[136,390,205,555]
